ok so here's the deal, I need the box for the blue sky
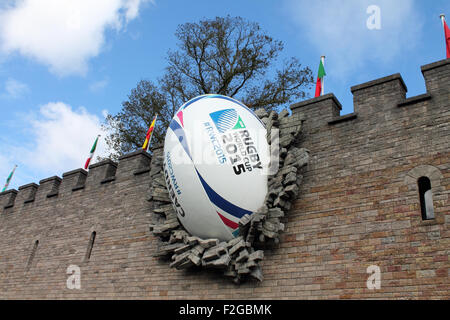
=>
[0,0,449,190]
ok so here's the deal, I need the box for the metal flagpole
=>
[440,13,445,26]
[321,55,325,96]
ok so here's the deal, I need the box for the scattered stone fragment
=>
[243,260,257,269]
[248,250,264,262]
[188,253,201,266]
[268,208,284,219]
[283,152,295,166]
[226,236,243,249]
[262,227,278,239]
[278,109,289,118]
[237,267,251,275]
[153,204,175,215]
[284,172,297,186]
[170,230,189,243]
[170,251,191,268]
[198,238,219,249]
[152,192,171,202]
[268,110,278,121]
[279,165,297,176]
[268,186,283,199]
[273,196,287,209]
[284,184,299,198]
[203,245,224,262]
[254,108,268,118]
[229,239,246,256]
[268,175,283,188]
[250,266,264,282]
[184,236,199,246]
[174,244,192,254]
[263,220,280,232]
[279,134,294,148]
[279,191,290,200]
[190,245,205,256]
[224,265,237,278]
[238,214,251,235]
[153,242,185,257]
[236,249,249,263]
[203,253,231,268]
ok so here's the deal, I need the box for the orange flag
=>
[142,115,157,151]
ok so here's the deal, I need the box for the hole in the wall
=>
[418,176,434,220]
[26,240,39,271]
[85,231,96,261]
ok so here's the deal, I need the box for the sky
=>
[0,0,449,191]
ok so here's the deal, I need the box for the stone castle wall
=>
[0,59,448,299]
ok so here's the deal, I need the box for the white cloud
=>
[89,78,109,92]
[124,0,146,22]
[2,78,29,98]
[0,0,152,76]
[22,102,108,174]
[0,102,117,189]
[286,0,423,77]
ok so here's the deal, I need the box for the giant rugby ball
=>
[163,94,269,241]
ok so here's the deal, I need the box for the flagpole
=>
[440,14,445,26]
[321,55,325,96]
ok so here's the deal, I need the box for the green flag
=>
[318,59,326,78]
[314,59,326,97]
[2,165,17,192]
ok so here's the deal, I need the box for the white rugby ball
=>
[163,94,269,241]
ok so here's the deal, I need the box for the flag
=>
[443,19,450,58]
[314,59,326,97]
[84,135,100,170]
[2,165,17,192]
[142,115,157,152]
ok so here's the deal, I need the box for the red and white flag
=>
[314,57,326,97]
[441,15,450,58]
[84,135,100,170]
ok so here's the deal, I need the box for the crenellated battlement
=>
[291,58,449,129]
[0,149,151,212]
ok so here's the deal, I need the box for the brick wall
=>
[0,59,448,299]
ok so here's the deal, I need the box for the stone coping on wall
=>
[350,73,407,93]
[290,93,342,111]
[420,58,450,73]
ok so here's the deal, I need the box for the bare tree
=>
[103,16,313,159]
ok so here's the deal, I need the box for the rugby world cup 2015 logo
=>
[209,108,246,133]
[209,108,263,177]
